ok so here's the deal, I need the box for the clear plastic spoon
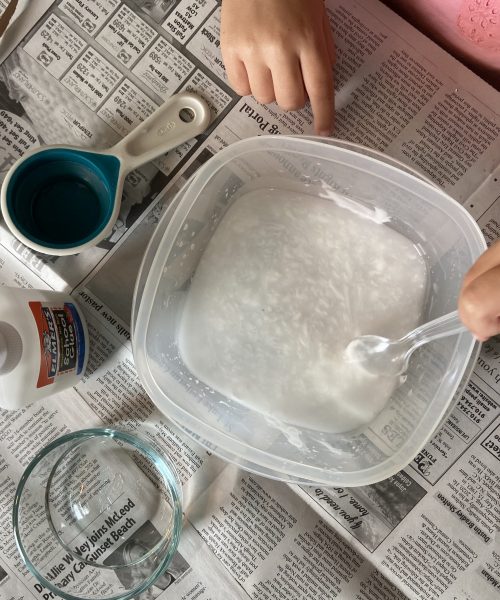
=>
[344,310,467,377]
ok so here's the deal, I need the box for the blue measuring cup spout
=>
[4,148,121,250]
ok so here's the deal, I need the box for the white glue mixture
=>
[178,189,427,433]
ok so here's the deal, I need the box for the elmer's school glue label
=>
[29,301,87,388]
[0,287,89,409]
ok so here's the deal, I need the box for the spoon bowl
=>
[345,310,467,377]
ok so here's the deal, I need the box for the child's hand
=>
[220,0,335,136]
[459,240,500,341]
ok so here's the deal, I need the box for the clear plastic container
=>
[132,136,486,487]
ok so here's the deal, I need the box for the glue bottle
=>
[0,286,89,410]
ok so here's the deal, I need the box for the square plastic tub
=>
[132,136,485,487]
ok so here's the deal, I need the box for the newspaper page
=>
[0,1,499,599]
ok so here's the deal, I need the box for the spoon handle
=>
[404,310,467,351]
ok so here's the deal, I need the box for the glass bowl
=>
[12,428,182,600]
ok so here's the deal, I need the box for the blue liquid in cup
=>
[6,149,121,250]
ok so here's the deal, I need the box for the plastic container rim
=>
[133,135,486,486]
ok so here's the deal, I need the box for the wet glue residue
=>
[178,189,427,433]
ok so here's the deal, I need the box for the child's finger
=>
[462,239,500,287]
[323,11,336,66]
[459,264,500,340]
[271,55,306,111]
[245,63,276,104]
[223,56,251,96]
[301,44,335,136]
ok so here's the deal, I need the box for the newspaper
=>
[0,1,499,599]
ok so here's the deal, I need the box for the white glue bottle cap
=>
[0,321,23,376]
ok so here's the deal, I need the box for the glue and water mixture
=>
[178,189,427,433]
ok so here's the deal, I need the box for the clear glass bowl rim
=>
[12,427,183,600]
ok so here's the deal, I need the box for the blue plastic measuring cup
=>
[0,92,210,255]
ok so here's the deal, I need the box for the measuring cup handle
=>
[108,92,211,173]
